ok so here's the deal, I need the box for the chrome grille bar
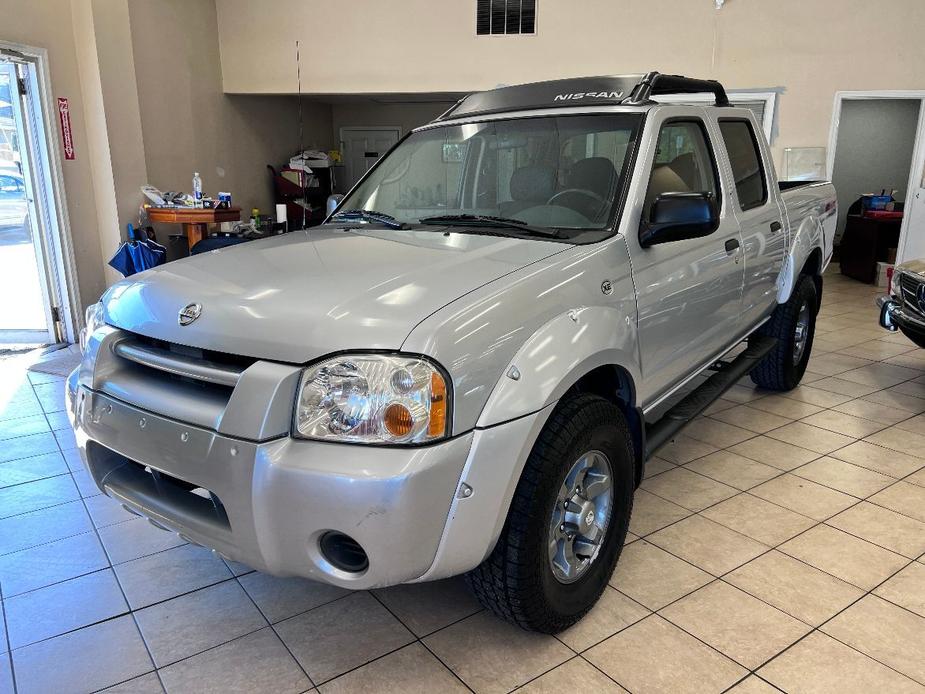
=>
[112,339,243,388]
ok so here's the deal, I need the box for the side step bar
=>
[645,336,777,458]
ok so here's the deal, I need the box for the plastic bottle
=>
[192,172,203,207]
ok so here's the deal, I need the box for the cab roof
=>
[434,72,729,122]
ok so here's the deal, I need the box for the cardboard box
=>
[876,261,894,288]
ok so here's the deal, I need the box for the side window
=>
[719,119,767,210]
[644,120,719,217]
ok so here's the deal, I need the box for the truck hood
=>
[102,227,564,363]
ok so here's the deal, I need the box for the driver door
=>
[624,109,745,404]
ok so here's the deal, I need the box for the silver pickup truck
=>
[68,72,836,633]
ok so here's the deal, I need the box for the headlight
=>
[294,354,450,444]
[79,302,104,353]
[890,268,902,298]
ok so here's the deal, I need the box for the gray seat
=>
[500,165,557,217]
[556,157,618,220]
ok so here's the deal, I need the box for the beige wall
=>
[215,0,925,165]
[331,101,455,143]
[0,0,108,310]
[2,0,337,328]
[128,0,333,227]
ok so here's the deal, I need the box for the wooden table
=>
[146,206,241,249]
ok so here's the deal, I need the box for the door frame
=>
[655,90,778,143]
[826,90,925,265]
[338,126,403,191]
[0,39,80,344]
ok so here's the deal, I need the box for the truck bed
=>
[779,180,826,192]
[780,180,837,270]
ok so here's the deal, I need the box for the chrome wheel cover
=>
[548,450,614,584]
[793,301,811,365]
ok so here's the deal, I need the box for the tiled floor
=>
[2,272,925,693]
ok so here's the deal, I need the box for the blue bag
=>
[108,224,167,277]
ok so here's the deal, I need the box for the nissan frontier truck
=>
[69,72,836,632]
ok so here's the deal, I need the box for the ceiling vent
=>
[477,0,536,35]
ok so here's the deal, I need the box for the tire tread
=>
[466,394,633,631]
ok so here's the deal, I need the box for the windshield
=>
[337,114,642,234]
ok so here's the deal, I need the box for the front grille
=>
[900,272,924,314]
[123,333,256,374]
[100,331,258,430]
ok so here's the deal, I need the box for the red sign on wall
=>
[57,97,75,160]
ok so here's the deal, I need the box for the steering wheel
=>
[546,188,606,207]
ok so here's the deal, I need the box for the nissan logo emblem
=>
[178,303,202,326]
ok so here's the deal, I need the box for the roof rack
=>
[625,71,730,107]
[433,72,730,122]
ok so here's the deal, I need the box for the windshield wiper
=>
[331,209,408,230]
[419,214,559,238]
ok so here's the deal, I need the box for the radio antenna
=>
[296,40,307,230]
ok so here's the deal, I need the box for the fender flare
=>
[777,216,823,305]
[476,305,641,428]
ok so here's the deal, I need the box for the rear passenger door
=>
[716,116,786,328]
[625,110,745,404]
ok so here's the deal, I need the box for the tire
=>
[899,326,925,349]
[749,274,818,390]
[466,394,634,633]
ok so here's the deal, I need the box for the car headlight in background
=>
[294,354,450,444]
[889,267,901,299]
[79,302,104,353]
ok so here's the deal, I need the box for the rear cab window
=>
[718,119,768,210]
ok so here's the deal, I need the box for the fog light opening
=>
[319,531,369,573]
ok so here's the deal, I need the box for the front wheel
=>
[466,394,634,632]
[750,274,818,390]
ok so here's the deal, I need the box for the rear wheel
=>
[749,274,818,391]
[466,394,634,632]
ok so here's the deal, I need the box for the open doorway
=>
[0,44,78,347]
[827,91,925,278]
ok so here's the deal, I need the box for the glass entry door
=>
[0,59,57,345]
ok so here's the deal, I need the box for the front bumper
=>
[878,295,925,336]
[67,370,475,589]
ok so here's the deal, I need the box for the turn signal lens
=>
[383,402,414,437]
[428,372,447,437]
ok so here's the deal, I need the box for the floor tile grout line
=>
[652,456,925,677]
[129,620,272,690]
[644,439,925,684]
[631,454,922,620]
[230,572,315,689]
[0,580,19,694]
[365,588,476,693]
[0,505,154,562]
[577,652,637,693]
[548,587,651,656]
[644,430,925,538]
[7,284,915,694]
[641,486,893,599]
[58,419,169,694]
[741,551,925,688]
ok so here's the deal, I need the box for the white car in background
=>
[0,169,29,232]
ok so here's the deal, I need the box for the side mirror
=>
[326,194,345,217]
[639,192,718,248]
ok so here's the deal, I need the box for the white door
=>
[0,59,57,344]
[340,127,401,192]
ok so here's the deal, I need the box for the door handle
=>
[770,221,783,233]
[724,238,740,254]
